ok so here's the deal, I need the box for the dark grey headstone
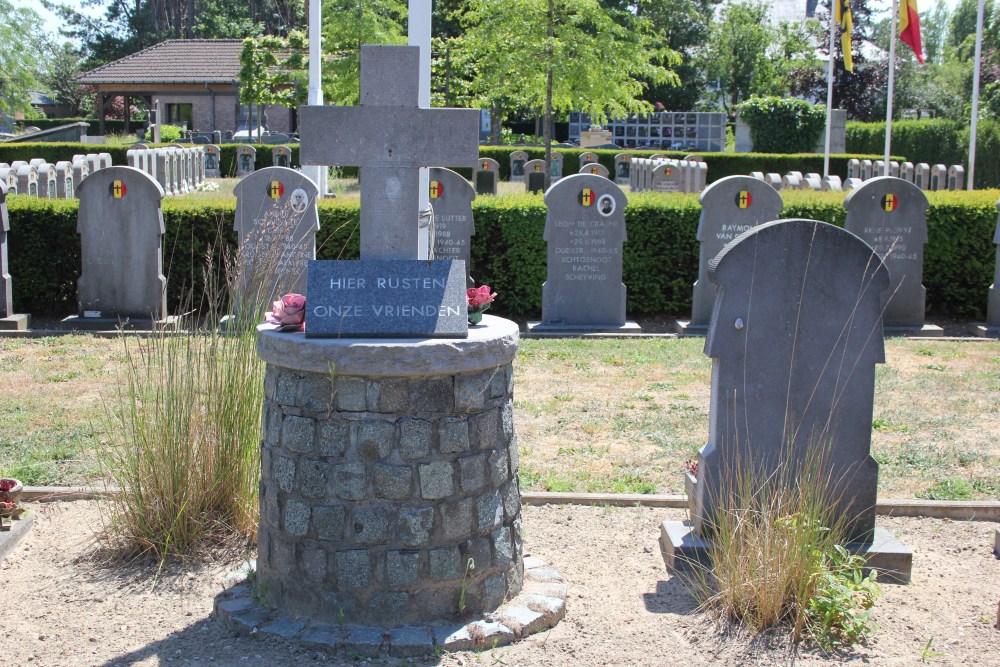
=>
[579,152,598,167]
[987,199,1000,328]
[233,167,320,298]
[523,159,546,194]
[299,46,479,261]
[844,177,929,330]
[695,218,889,543]
[304,260,468,338]
[205,145,222,178]
[0,181,10,317]
[273,145,292,168]
[0,169,15,194]
[509,151,528,182]
[680,176,783,333]
[55,161,73,198]
[650,162,683,192]
[473,158,498,195]
[540,173,628,327]
[614,153,631,185]
[237,145,257,177]
[76,167,166,319]
[429,167,476,287]
[16,166,37,197]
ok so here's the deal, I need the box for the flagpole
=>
[824,3,838,179]
[305,0,326,196]
[884,0,899,171]
[967,0,985,190]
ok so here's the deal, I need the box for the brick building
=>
[75,39,296,138]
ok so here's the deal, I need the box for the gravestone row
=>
[126,145,206,196]
[630,156,707,194]
[750,171,843,192]
[0,152,111,198]
[846,159,966,191]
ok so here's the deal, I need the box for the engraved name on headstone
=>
[429,167,477,287]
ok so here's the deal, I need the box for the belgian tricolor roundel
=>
[534,163,543,172]
[665,167,672,176]
[268,180,284,199]
[736,190,753,209]
[579,188,594,207]
[590,166,599,174]
[481,161,489,170]
[430,179,443,199]
[882,193,898,212]
[110,180,127,199]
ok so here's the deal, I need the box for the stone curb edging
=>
[213,555,568,657]
[21,487,1000,522]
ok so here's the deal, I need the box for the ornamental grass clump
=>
[692,445,881,650]
[99,205,305,561]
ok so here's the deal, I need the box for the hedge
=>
[0,142,304,179]
[5,190,998,319]
[474,146,887,185]
[846,119,1000,189]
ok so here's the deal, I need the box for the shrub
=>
[737,97,827,153]
[158,124,185,142]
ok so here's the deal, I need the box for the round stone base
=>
[214,555,567,658]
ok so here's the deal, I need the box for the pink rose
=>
[467,285,497,309]
[265,293,306,331]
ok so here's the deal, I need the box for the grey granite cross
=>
[299,45,480,260]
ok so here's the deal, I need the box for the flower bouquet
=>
[264,293,306,332]
[467,285,497,325]
[0,478,25,530]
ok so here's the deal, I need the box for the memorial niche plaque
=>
[304,260,469,338]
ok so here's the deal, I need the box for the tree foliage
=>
[0,0,49,119]
[238,32,306,140]
[321,0,407,106]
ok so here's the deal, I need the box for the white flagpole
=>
[823,3,838,179]
[967,0,985,190]
[884,0,899,171]
[409,0,432,260]
[305,0,326,196]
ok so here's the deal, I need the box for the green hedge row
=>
[474,146,885,185]
[5,191,998,319]
[845,119,1000,189]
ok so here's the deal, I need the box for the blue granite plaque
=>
[305,260,469,338]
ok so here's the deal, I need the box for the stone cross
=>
[695,218,889,543]
[299,45,479,261]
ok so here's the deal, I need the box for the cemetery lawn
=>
[1,335,997,500]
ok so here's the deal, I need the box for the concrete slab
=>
[0,513,33,565]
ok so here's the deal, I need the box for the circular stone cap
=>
[256,315,520,376]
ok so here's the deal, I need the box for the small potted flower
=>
[0,478,25,530]
[264,293,306,332]
[467,285,497,325]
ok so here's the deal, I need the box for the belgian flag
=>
[899,0,924,64]
[835,0,854,72]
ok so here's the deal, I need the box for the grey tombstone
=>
[509,150,528,182]
[550,152,564,181]
[803,174,823,191]
[847,159,861,179]
[473,157,499,195]
[16,166,38,197]
[0,180,29,330]
[29,158,47,171]
[614,153,631,185]
[676,175,784,335]
[782,173,802,190]
[529,173,638,333]
[233,166,319,299]
[299,45,479,261]
[930,164,946,191]
[523,158,547,193]
[579,151,598,168]
[236,145,257,177]
[822,175,843,192]
[38,164,57,199]
[174,148,189,194]
[971,198,1000,337]
[947,165,965,191]
[914,163,931,190]
[843,177,864,191]
[204,144,222,178]
[132,142,149,150]
[98,153,113,170]
[579,162,610,179]
[86,154,101,175]
[651,162,684,192]
[71,158,88,193]
[844,176,941,335]
[429,166,477,287]
[661,218,911,583]
[750,171,765,181]
[888,161,900,178]
[860,159,873,181]
[694,161,709,192]
[900,162,915,183]
[765,173,782,190]
[55,161,74,198]
[272,145,292,168]
[873,162,886,178]
[69,166,167,327]
[0,169,15,195]
[127,149,140,168]
[155,151,173,196]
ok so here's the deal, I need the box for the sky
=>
[14,0,966,41]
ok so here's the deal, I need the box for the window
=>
[165,103,193,128]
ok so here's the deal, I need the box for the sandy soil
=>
[1,500,998,667]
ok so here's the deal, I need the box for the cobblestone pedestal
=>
[254,316,522,625]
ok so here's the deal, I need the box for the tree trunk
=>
[544,0,554,189]
[490,104,501,144]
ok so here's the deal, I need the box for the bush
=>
[737,97,827,153]
[846,119,1000,189]
[158,124,185,142]
[5,190,997,319]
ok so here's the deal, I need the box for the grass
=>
[1,337,998,499]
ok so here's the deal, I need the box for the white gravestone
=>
[0,180,29,329]
[429,167,477,287]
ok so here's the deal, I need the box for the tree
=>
[321,0,407,106]
[702,0,818,112]
[921,0,951,64]
[0,0,49,119]
[459,0,679,185]
[41,42,88,116]
[238,32,306,140]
